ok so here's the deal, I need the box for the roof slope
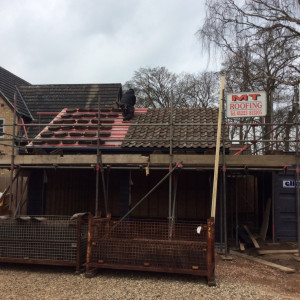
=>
[0,66,32,118]
[27,107,229,152]
[122,107,229,149]
[19,84,122,137]
[28,107,147,150]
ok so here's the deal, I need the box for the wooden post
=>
[211,76,226,218]
[168,92,174,238]
[207,218,216,286]
[294,85,300,257]
[0,169,21,203]
[86,214,93,273]
[76,215,82,273]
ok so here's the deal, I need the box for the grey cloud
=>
[0,0,217,85]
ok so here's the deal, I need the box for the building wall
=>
[28,168,212,221]
[43,169,120,216]
[273,171,298,241]
[0,95,20,205]
[130,170,211,220]
[0,95,16,155]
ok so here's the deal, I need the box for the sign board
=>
[226,91,267,118]
[283,180,299,188]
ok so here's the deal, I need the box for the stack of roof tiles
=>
[122,107,228,149]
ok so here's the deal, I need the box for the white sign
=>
[283,180,298,188]
[227,91,267,118]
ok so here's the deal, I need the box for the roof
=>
[18,84,122,137]
[28,107,228,152]
[122,107,229,149]
[28,107,147,150]
[0,66,32,118]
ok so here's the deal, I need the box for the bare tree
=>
[198,0,300,84]
[124,67,180,108]
[178,72,220,107]
[222,36,298,152]
[198,0,300,152]
[125,67,220,108]
[220,0,300,39]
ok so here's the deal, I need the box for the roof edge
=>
[16,86,34,120]
[0,89,18,115]
[0,66,31,86]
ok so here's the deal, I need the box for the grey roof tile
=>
[0,66,31,118]
[18,83,122,137]
[122,108,230,150]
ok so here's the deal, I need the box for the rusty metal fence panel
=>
[86,217,215,283]
[0,215,88,271]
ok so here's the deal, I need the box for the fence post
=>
[76,215,83,273]
[86,214,93,274]
[206,218,216,286]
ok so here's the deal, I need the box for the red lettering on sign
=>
[232,95,248,101]
[249,94,261,100]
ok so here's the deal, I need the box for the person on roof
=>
[116,88,136,121]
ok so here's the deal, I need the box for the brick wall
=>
[0,95,20,154]
[0,95,20,192]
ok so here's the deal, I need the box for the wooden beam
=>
[293,256,300,262]
[0,154,149,166]
[0,169,21,202]
[259,197,272,240]
[239,242,245,252]
[150,154,296,167]
[211,76,226,218]
[244,225,260,249]
[150,154,215,166]
[0,154,297,167]
[231,251,295,273]
[258,249,299,255]
[226,155,296,167]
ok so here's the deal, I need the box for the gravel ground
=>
[0,254,300,300]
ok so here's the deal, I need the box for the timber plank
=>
[244,225,260,249]
[0,154,297,167]
[226,155,296,167]
[231,251,296,273]
[150,154,215,166]
[293,256,300,262]
[259,197,272,240]
[0,155,149,166]
[239,242,245,252]
[258,250,299,255]
[150,154,296,167]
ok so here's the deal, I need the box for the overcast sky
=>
[0,0,220,85]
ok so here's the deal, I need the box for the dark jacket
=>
[121,89,136,106]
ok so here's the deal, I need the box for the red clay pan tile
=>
[28,107,147,149]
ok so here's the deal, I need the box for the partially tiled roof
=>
[122,107,229,149]
[18,83,122,137]
[28,107,147,149]
[0,66,32,118]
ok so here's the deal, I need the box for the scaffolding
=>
[0,84,299,283]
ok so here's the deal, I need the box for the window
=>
[0,119,4,138]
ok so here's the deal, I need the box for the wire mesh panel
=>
[0,215,88,270]
[87,217,215,282]
[92,218,208,241]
